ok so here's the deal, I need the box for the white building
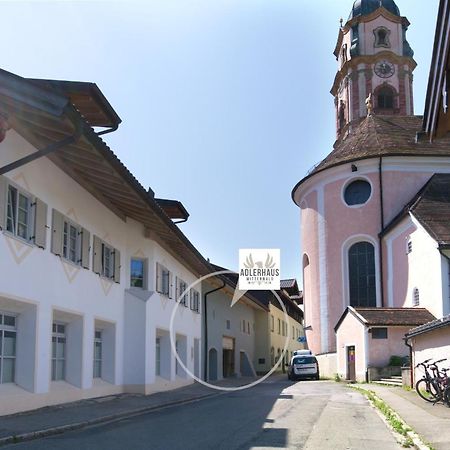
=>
[0,69,211,415]
[202,267,270,381]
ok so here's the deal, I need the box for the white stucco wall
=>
[0,130,202,414]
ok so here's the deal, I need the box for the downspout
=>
[404,336,414,387]
[96,124,119,136]
[379,156,385,307]
[203,279,226,382]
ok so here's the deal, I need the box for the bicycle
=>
[415,358,447,403]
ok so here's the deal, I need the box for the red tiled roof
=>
[293,115,450,201]
[354,307,436,326]
[335,307,436,331]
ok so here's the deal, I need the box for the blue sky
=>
[1,0,439,282]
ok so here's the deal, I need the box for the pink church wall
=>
[301,190,321,354]
[324,173,381,351]
[381,171,432,224]
[368,327,410,367]
[297,164,441,356]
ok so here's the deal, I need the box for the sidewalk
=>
[0,377,261,446]
[356,383,450,450]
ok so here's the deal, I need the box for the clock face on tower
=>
[374,60,395,78]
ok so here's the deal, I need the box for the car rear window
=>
[293,356,316,365]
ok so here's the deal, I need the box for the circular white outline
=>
[169,270,291,391]
[341,176,373,208]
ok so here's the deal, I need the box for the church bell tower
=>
[333,0,416,137]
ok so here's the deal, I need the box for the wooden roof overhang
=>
[0,70,211,277]
[28,79,122,130]
[423,0,450,140]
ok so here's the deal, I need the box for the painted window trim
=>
[373,26,391,48]
[0,312,17,384]
[130,257,147,290]
[4,181,35,245]
[342,235,382,310]
[62,217,83,266]
[341,176,373,208]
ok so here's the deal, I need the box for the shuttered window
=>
[190,289,200,313]
[0,177,47,248]
[51,210,89,267]
[92,235,120,283]
[176,278,188,307]
[156,263,172,297]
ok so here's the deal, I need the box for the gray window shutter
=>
[114,248,121,283]
[156,262,161,292]
[175,276,178,302]
[0,176,7,230]
[34,198,48,249]
[93,236,102,275]
[81,228,90,269]
[51,209,64,256]
[169,271,173,299]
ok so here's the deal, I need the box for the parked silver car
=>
[288,355,320,381]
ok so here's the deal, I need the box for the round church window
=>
[344,179,372,206]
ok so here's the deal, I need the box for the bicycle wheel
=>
[416,378,441,402]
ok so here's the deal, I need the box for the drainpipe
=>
[203,279,226,382]
[404,336,414,387]
[379,156,385,307]
[96,124,119,136]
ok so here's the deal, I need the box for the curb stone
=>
[0,391,222,447]
[353,386,431,450]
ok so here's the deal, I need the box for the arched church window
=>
[344,179,372,206]
[377,86,395,109]
[348,242,376,307]
[374,27,391,48]
[338,101,346,130]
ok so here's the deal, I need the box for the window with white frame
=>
[6,185,32,241]
[52,323,66,381]
[413,288,420,306]
[278,318,281,335]
[156,263,172,297]
[102,243,115,279]
[156,337,161,376]
[63,219,82,265]
[0,313,16,384]
[190,289,200,313]
[93,330,102,379]
[177,278,188,307]
[292,326,295,340]
[271,315,274,332]
[130,258,146,288]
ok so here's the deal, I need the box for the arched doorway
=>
[208,348,218,381]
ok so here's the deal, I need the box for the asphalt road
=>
[5,379,402,450]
